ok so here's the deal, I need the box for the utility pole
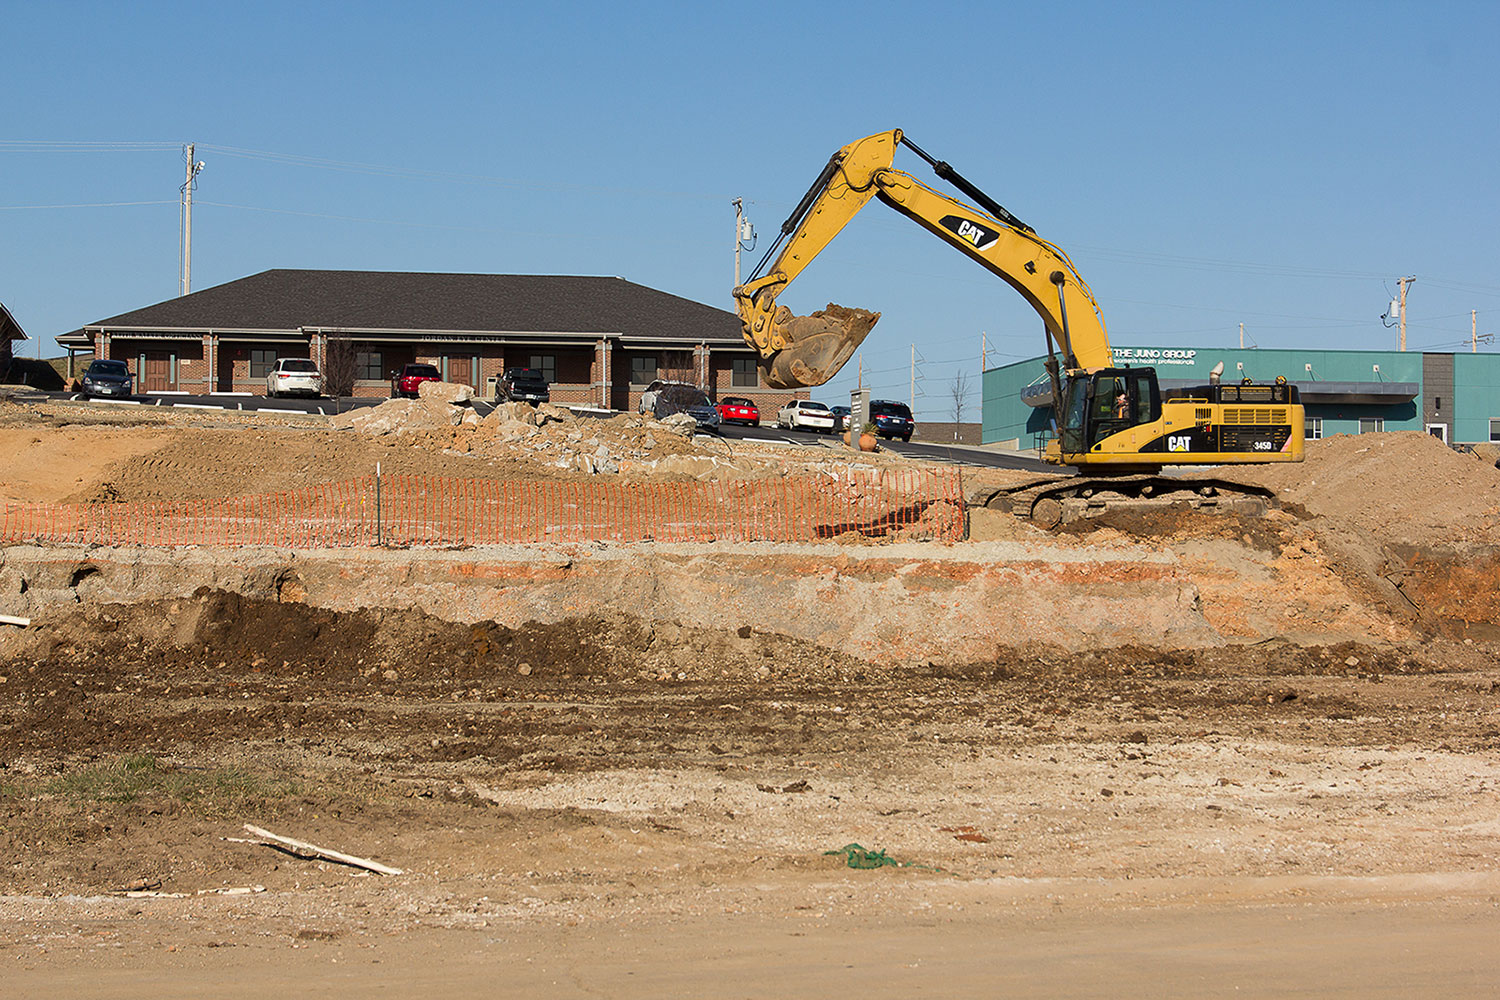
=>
[1397,276,1415,351]
[910,344,916,411]
[732,199,754,287]
[179,144,205,296]
[981,331,988,370]
[1239,322,1244,349]
[1474,310,1479,353]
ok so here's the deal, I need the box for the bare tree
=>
[324,338,361,399]
[950,370,972,442]
[661,349,695,385]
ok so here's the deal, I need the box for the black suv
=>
[870,399,915,441]
[500,368,550,405]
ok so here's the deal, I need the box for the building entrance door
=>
[444,355,477,390]
[142,350,176,392]
[1426,423,1448,444]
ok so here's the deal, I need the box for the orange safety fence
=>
[0,470,966,548]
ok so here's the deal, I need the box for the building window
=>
[1305,417,1322,440]
[249,349,276,379]
[731,357,759,388]
[355,350,383,381]
[1490,418,1500,443]
[630,355,657,387]
[528,354,556,383]
[1358,417,1384,434]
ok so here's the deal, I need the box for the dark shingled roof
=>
[66,270,743,343]
[1,301,25,343]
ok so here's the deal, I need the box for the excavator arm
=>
[733,129,1112,389]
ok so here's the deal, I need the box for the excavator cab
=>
[1058,369,1162,452]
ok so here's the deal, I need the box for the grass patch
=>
[43,754,301,815]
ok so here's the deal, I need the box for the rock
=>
[536,403,573,425]
[486,401,537,426]
[417,380,475,405]
[330,399,420,435]
[495,419,537,443]
[659,413,697,438]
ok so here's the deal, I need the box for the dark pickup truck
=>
[499,368,550,405]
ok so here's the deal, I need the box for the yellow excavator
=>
[732,129,1304,526]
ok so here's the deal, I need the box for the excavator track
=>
[971,473,1278,529]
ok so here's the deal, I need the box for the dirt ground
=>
[2,396,1499,996]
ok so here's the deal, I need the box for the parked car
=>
[265,357,323,398]
[79,359,134,398]
[716,395,760,426]
[499,367,550,405]
[776,399,836,433]
[652,384,721,432]
[390,363,442,399]
[829,405,852,431]
[637,379,696,414]
[870,399,915,441]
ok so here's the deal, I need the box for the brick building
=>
[0,301,26,381]
[56,270,798,413]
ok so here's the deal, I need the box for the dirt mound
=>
[1224,431,1500,545]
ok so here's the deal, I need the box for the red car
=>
[391,363,441,398]
[716,396,760,426]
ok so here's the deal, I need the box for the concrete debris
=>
[658,413,698,438]
[417,380,476,405]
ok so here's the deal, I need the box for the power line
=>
[0,200,176,210]
[198,144,725,202]
[0,140,179,151]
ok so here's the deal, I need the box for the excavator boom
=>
[733,130,1111,389]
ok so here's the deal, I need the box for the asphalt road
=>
[15,389,1052,472]
[713,420,1052,471]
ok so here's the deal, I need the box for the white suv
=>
[266,358,323,398]
[776,399,835,433]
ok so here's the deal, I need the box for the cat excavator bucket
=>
[745,302,880,390]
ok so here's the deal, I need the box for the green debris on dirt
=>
[824,843,940,872]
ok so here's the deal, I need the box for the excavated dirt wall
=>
[1,541,1214,661]
[0,517,1435,663]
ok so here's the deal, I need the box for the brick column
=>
[599,338,613,409]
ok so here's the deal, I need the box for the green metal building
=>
[983,345,1500,450]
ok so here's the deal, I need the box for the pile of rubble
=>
[327,381,850,481]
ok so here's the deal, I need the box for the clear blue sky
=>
[4,1,1497,417]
